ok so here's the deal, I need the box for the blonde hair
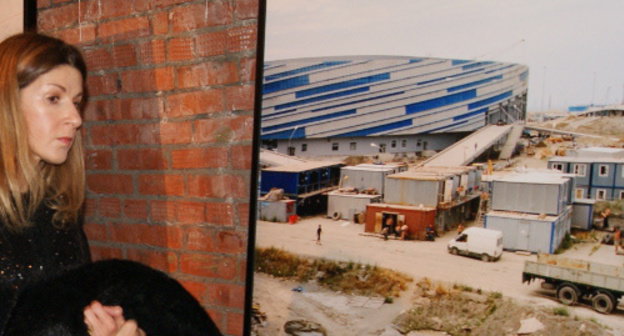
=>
[0,33,87,231]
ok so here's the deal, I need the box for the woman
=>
[0,33,141,336]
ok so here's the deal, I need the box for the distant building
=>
[548,147,624,201]
[261,56,529,157]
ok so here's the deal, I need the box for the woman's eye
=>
[47,96,60,104]
[73,101,81,108]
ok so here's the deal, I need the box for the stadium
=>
[261,56,529,157]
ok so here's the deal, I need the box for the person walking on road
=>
[316,224,322,245]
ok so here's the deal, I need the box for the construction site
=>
[254,111,624,336]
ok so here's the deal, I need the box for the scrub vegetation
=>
[254,247,411,298]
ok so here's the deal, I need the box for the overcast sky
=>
[265,0,624,112]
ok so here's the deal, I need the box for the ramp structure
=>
[420,124,513,167]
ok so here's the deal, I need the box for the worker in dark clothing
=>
[316,224,322,245]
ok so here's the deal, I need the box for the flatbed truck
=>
[522,254,624,314]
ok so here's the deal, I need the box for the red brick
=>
[138,174,185,196]
[52,25,98,45]
[123,199,148,219]
[170,2,232,33]
[179,253,237,280]
[112,43,138,68]
[179,280,209,302]
[193,115,253,144]
[110,223,183,249]
[134,0,189,11]
[171,147,228,169]
[83,222,108,241]
[151,11,169,35]
[195,30,227,57]
[240,57,257,82]
[119,97,165,120]
[97,0,135,19]
[85,198,97,217]
[185,226,215,251]
[205,202,235,226]
[90,246,124,261]
[87,174,134,194]
[98,16,150,40]
[167,37,194,62]
[38,3,79,31]
[76,0,101,22]
[165,89,224,118]
[84,47,114,72]
[225,84,255,112]
[126,248,179,273]
[137,40,166,65]
[230,145,252,170]
[177,61,238,89]
[38,0,52,8]
[158,121,193,145]
[175,201,207,224]
[121,67,174,93]
[187,175,248,199]
[226,25,257,53]
[99,197,122,218]
[234,0,258,20]
[150,200,176,222]
[237,202,250,228]
[226,311,245,336]
[85,149,113,170]
[207,283,245,308]
[118,148,168,170]
[87,73,120,96]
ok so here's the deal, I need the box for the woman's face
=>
[20,65,83,165]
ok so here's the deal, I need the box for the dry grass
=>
[255,247,411,298]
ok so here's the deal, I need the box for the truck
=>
[522,253,624,314]
[447,227,503,262]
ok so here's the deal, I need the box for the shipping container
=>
[365,203,436,240]
[258,199,296,223]
[571,198,596,230]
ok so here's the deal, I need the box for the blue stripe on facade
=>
[453,108,488,121]
[263,75,310,95]
[462,61,494,70]
[310,91,404,113]
[423,120,469,133]
[405,89,477,115]
[485,64,514,74]
[295,73,390,98]
[261,126,306,140]
[409,58,423,63]
[262,109,357,132]
[447,75,503,92]
[336,119,413,137]
[265,61,350,81]
[519,70,529,82]
[468,91,512,110]
[275,87,370,110]
[452,60,470,65]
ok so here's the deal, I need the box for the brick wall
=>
[37,1,259,335]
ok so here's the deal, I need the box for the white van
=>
[447,227,503,262]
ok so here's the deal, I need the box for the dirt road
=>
[254,216,624,335]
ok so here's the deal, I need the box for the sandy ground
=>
[254,216,624,335]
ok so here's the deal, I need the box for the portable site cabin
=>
[260,160,343,215]
[484,206,572,253]
[258,199,296,223]
[365,203,436,240]
[490,172,573,216]
[548,147,624,201]
[339,164,401,197]
[571,198,596,230]
[327,191,382,221]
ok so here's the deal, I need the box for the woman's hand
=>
[83,301,145,336]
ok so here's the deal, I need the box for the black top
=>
[0,202,90,333]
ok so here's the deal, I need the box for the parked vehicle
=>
[523,254,624,314]
[447,227,503,262]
